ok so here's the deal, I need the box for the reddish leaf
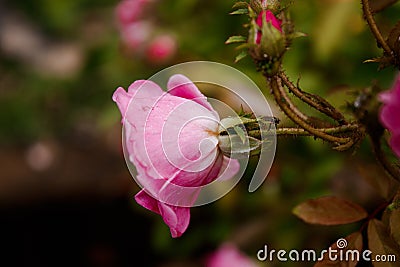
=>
[357,164,394,200]
[368,219,400,267]
[293,196,367,225]
[314,232,363,267]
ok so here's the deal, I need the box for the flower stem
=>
[275,124,359,136]
[269,76,356,150]
[278,72,347,124]
[371,135,400,182]
[361,0,392,55]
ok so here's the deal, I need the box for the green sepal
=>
[287,31,307,39]
[234,125,247,144]
[235,43,253,50]
[225,36,247,44]
[230,8,249,15]
[260,19,285,58]
[235,50,248,63]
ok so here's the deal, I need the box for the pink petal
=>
[216,156,240,181]
[135,189,159,214]
[380,103,400,132]
[379,73,400,158]
[256,10,282,33]
[112,87,132,119]
[135,190,190,238]
[158,202,190,238]
[112,79,163,119]
[167,74,215,112]
[143,92,220,184]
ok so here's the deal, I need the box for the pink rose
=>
[255,10,282,44]
[112,74,239,237]
[206,243,258,267]
[146,34,177,63]
[379,74,400,158]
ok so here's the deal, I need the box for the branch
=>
[269,76,356,150]
[279,72,347,124]
[371,135,400,182]
[361,0,393,55]
[273,124,359,136]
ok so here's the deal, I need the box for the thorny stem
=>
[371,135,400,182]
[269,76,356,150]
[274,124,359,136]
[247,125,359,137]
[361,0,393,55]
[279,72,347,124]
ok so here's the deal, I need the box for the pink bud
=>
[255,10,282,44]
[146,34,177,63]
[379,74,400,158]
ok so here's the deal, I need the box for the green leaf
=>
[230,8,248,15]
[225,36,247,44]
[235,51,248,63]
[368,219,400,267]
[293,196,368,225]
[314,232,363,267]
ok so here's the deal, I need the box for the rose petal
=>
[135,190,190,238]
[167,74,215,112]
[216,156,240,181]
[256,10,282,33]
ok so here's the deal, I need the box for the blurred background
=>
[0,0,399,266]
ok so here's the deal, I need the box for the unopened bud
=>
[248,10,286,75]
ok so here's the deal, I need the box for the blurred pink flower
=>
[112,74,239,237]
[379,74,400,158]
[120,21,152,50]
[115,0,178,63]
[115,0,150,27]
[206,243,258,267]
[146,34,177,63]
[255,10,282,44]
